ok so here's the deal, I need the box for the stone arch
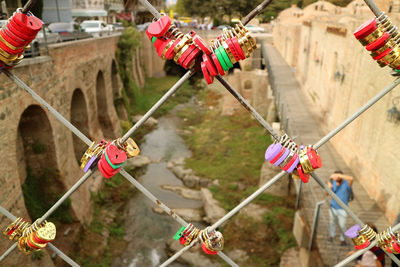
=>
[71,89,90,162]
[16,105,70,221]
[96,70,115,139]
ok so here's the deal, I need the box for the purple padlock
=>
[83,155,98,173]
[286,154,300,173]
[273,148,290,166]
[265,143,282,161]
[345,224,361,239]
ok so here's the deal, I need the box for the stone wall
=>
[0,31,164,265]
[273,4,400,221]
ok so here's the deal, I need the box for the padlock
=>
[116,138,140,158]
[198,227,224,255]
[80,140,107,172]
[146,15,172,38]
[202,54,218,77]
[346,224,376,250]
[18,221,56,254]
[97,142,127,178]
[0,9,42,68]
[193,35,211,55]
[201,61,213,84]
[211,52,225,76]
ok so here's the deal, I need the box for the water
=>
[112,108,202,267]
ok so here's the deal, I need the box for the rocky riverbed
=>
[111,104,228,267]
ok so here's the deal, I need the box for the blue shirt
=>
[330,180,350,209]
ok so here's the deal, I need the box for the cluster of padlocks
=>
[0,8,43,71]
[203,23,257,84]
[80,138,140,178]
[346,224,400,253]
[146,15,257,84]
[354,12,400,72]
[3,218,56,254]
[265,134,322,183]
[173,224,224,254]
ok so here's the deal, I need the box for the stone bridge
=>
[0,32,165,265]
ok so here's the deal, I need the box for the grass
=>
[179,90,273,210]
[178,88,296,266]
[130,75,198,117]
[73,171,138,267]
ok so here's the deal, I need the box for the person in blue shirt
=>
[327,170,354,246]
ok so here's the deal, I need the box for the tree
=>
[262,0,299,21]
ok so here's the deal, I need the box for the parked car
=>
[215,25,232,30]
[48,21,92,42]
[245,24,265,33]
[111,22,124,32]
[25,26,61,57]
[80,20,113,37]
[136,22,151,32]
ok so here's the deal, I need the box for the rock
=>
[226,249,249,264]
[132,115,158,127]
[239,203,269,222]
[259,161,289,197]
[152,206,203,222]
[167,240,221,267]
[183,174,200,188]
[125,155,151,169]
[199,178,210,188]
[169,165,193,180]
[279,247,300,267]
[161,185,202,200]
[201,188,226,224]
[170,157,185,166]
[211,179,220,186]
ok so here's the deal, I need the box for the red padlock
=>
[354,19,377,40]
[306,147,322,169]
[178,44,196,67]
[193,35,211,55]
[182,47,201,69]
[157,38,170,58]
[146,15,171,38]
[201,243,218,255]
[164,38,181,60]
[201,61,213,84]
[203,54,217,77]
[296,164,310,183]
[366,32,390,51]
[226,38,241,61]
[211,52,225,76]
[9,12,42,36]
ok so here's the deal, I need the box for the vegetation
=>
[116,26,142,117]
[22,167,74,224]
[178,88,296,266]
[73,171,139,267]
[175,0,353,23]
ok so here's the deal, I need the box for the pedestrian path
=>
[262,43,391,266]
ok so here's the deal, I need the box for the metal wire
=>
[313,78,400,149]
[0,206,80,266]
[3,69,92,147]
[362,0,382,17]
[215,75,281,141]
[0,243,17,262]
[1,0,399,266]
[120,70,195,144]
[335,222,400,267]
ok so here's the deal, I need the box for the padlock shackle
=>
[22,0,37,14]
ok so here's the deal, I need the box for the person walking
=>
[327,170,354,245]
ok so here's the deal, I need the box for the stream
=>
[112,105,203,267]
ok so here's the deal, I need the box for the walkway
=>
[262,43,391,266]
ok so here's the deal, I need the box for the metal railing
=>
[0,0,399,266]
